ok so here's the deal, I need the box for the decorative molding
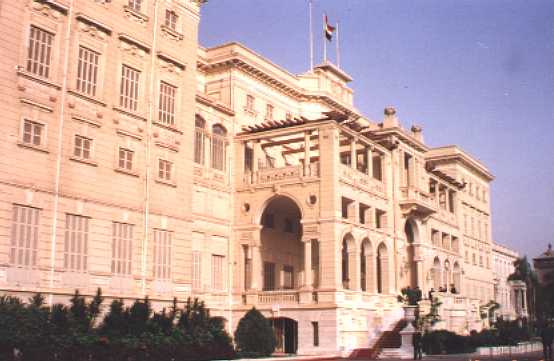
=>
[118,33,151,53]
[123,5,149,24]
[20,98,53,112]
[31,0,65,19]
[76,13,113,35]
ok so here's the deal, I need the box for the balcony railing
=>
[257,290,299,304]
[339,164,385,194]
[242,162,319,185]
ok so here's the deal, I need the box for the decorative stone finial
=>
[384,106,396,116]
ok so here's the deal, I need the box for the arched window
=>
[342,238,349,289]
[377,243,389,294]
[211,124,227,171]
[361,239,374,293]
[432,257,441,290]
[194,115,205,164]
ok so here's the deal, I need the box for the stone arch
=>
[443,259,451,289]
[453,261,461,293]
[341,233,356,290]
[432,257,442,290]
[404,218,419,288]
[376,242,389,294]
[258,195,303,291]
[360,238,375,292]
[256,193,304,226]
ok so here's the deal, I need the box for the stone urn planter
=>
[403,305,418,322]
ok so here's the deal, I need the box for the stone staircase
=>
[348,319,407,360]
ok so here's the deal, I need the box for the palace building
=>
[0,0,519,356]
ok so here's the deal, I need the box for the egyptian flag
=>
[324,14,336,41]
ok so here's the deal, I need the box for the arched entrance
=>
[270,317,298,354]
[443,260,451,290]
[259,196,303,291]
[377,242,389,294]
[404,219,418,288]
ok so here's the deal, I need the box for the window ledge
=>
[115,167,140,177]
[155,178,177,187]
[17,141,49,153]
[152,121,182,134]
[161,25,184,40]
[16,68,61,90]
[123,5,149,23]
[243,107,257,116]
[112,106,147,121]
[70,156,98,167]
[67,90,107,107]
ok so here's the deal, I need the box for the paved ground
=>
[277,351,546,361]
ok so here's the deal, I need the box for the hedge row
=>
[0,289,276,361]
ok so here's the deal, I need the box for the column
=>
[416,258,424,290]
[352,248,361,291]
[304,131,311,176]
[366,145,373,177]
[251,245,262,290]
[252,140,260,183]
[204,133,211,170]
[303,239,312,289]
[350,137,357,169]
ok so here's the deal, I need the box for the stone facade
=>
[492,242,520,320]
[0,0,515,355]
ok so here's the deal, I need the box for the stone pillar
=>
[416,258,424,289]
[251,245,263,290]
[366,145,373,176]
[252,140,261,182]
[303,239,312,289]
[347,248,359,290]
[304,131,311,176]
[204,134,211,170]
[350,137,357,169]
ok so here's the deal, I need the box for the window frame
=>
[26,25,55,79]
[9,204,40,268]
[111,222,133,276]
[157,158,174,184]
[153,229,172,280]
[63,214,90,273]
[164,9,178,31]
[119,64,141,113]
[158,81,177,127]
[73,134,94,161]
[20,118,47,150]
[76,46,100,97]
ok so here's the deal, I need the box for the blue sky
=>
[199,0,554,259]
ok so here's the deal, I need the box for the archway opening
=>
[341,233,355,289]
[432,257,442,291]
[260,196,302,291]
[361,238,374,292]
[377,242,389,294]
[453,262,461,294]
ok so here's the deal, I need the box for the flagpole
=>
[323,13,327,63]
[336,21,340,68]
[308,0,314,70]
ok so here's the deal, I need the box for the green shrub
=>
[234,307,276,357]
[422,330,475,354]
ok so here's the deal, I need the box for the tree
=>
[234,307,276,357]
[508,256,538,320]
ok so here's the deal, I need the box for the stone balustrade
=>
[339,164,385,194]
[257,290,300,304]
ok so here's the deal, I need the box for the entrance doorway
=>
[271,317,298,354]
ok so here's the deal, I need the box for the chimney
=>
[411,125,424,143]
[383,106,399,128]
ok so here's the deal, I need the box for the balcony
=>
[243,162,319,185]
[339,164,385,194]
[242,290,300,305]
[399,186,437,217]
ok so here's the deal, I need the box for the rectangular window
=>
[212,254,224,290]
[192,251,201,290]
[128,0,142,12]
[211,134,226,171]
[283,265,294,289]
[76,46,99,96]
[26,26,54,78]
[118,147,134,171]
[243,246,252,290]
[246,94,254,111]
[312,321,319,347]
[9,205,40,267]
[263,262,275,291]
[120,65,140,112]
[372,155,383,181]
[375,209,386,229]
[158,82,176,126]
[165,10,178,30]
[22,119,44,146]
[194,118,205,164]
[158,159,172,181]
[265,104,273,120]
[74,135,92,159]
[64,214,89,272]
[153,229,172,280]
[111,222,133,275]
